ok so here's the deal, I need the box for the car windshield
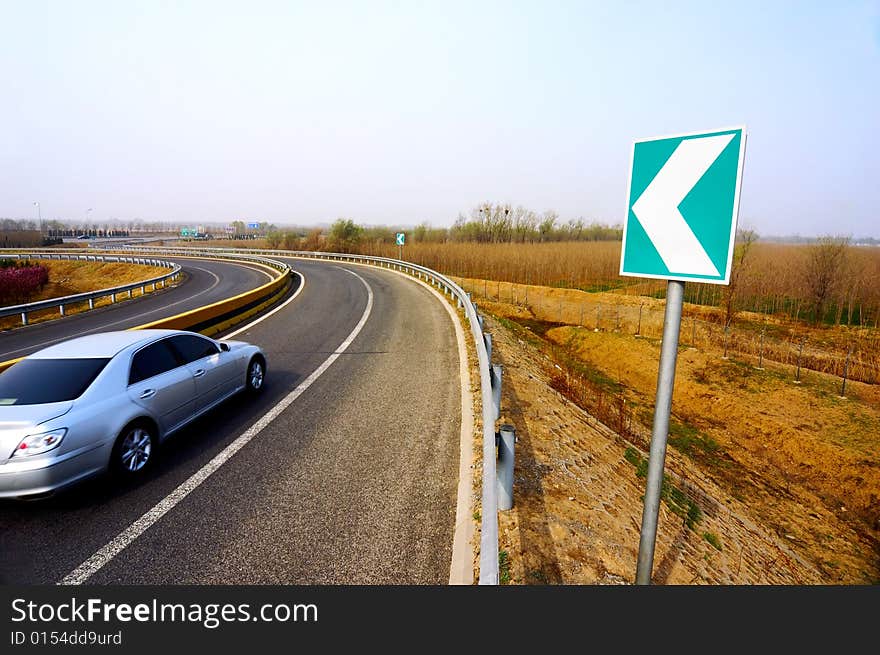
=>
[0,358,110,405]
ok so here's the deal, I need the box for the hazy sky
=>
[1,1,878,236]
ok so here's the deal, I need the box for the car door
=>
[127,339,195,435]
[167,334,236,412]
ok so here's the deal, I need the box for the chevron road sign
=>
[626,126,748,586]
[620,126,747,285]
[396,232,405,246]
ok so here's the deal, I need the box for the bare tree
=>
[804,235,850,325]
[722,228,758,327]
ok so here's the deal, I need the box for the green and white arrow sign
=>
[620,126,747,285]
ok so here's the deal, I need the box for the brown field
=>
[473,285,879,584]
[355,241,880,325]
[0,260,170,332]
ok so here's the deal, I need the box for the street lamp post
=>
[33,201,42,237]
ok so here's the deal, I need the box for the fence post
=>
[840,345,853,397]
[757,329,765,369]
[796,338,805,383]
[497,424,516,511]
[596,304,601,330]
[637,304,643,336]
[723,326,730,359]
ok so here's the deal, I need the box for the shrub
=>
[0,265,49,304]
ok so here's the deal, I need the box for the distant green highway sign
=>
[620,126,747,285]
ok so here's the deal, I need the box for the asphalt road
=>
[0,259,462,584]
[0,256,273,362]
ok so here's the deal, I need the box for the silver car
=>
[0,329,266,499]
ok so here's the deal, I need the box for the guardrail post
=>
[111,293,116,303]
[477,313,484,331]
[491,363,502,422]
[484,332,492,362]
[497,424,516,511]
[141,285,145,295]
[21,312,28,326]
[59,304,65,316]
[89,298,94,309]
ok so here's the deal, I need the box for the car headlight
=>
[12,428,67,457]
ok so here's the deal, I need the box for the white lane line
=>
[59,268,372,585]
[222,271,305,340]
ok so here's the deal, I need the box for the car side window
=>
[168,335,220,365]
[129,340,183,385]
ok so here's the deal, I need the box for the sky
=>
[0,0,878,236]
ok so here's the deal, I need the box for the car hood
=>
[0,402,73,461]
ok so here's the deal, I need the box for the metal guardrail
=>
[0,249,293,377]
[0,252,181,325]
[94,245,290,275]
[108,244,503,585]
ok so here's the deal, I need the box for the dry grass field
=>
[191,237,880,328]
[0,260,170,331]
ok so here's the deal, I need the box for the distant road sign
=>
[247,222,260,229]
[224,226,235,233]
[396,232,405,246]
[620,126,746,285]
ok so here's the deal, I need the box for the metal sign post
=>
[635,279,684,585]
[621,126,746,584]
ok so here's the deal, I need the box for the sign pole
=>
[635,279,685,585]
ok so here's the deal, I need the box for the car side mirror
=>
[220,342,230,352]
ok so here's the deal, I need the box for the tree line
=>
[263,203,622,251]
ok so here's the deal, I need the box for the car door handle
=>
[193,369,206,378]
[140,389,156,399]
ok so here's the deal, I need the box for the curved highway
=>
[0,259,463,584]
[0,256,274,362]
